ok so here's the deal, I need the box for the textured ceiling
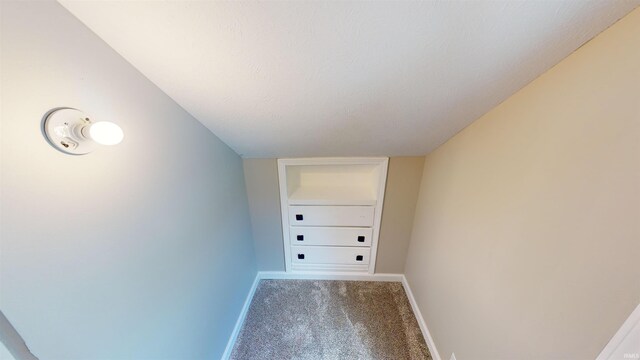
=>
[60,1,639,158]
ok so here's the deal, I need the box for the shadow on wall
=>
[0,311,38,360]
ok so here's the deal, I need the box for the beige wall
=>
[405,8,640,360]
[377,157,425,273]
[243,157,424,273]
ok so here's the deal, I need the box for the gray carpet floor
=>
[229,279,432,360]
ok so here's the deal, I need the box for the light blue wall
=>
[0,1,257,359]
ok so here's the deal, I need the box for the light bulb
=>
[87,121,124,145]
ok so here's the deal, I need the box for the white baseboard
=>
[259,271,403,282]
[220,273,261,360]
[401,275,442,360]
[596,302,640,360]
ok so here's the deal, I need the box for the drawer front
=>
[290,227,372,247]
[288,206,374,227]
[291,246,370,265]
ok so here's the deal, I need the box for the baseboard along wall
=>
[401,275,442,360]
[220,275,261,360]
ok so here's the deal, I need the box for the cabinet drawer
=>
[290,227,372,247]
[291,246,370,265]
[288,206,374,227]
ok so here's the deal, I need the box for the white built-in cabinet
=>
[277,158,389,273]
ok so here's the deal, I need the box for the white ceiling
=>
[60,0,639,158]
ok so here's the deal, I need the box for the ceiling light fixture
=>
[43,108,124,155]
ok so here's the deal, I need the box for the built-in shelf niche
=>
[285,163,384,206]
[278,157,389,274]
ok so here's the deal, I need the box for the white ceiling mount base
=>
[43,108,97,155]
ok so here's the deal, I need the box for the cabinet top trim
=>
[278,157,388,166]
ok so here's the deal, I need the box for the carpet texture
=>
[229,280,432,360]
